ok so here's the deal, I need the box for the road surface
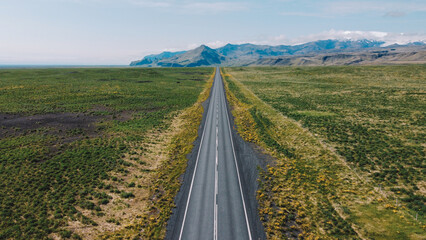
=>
[175,67,252,240]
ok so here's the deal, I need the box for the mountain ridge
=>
[130,39,426,67]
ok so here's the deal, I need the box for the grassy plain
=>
[223,65,425,239]
[0,68,212,239]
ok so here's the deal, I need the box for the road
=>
[175,67,252,240]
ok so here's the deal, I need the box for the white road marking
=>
[221,72,253,240]
[214,73,219,240]
[178,75,215,240]
[214,123,218,240]
[179,68,252,240]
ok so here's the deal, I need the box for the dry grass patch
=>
[64,124,177,239]
[100,70,215,240]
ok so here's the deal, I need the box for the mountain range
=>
[130,40,426,67]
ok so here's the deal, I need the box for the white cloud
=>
[280,11,328,17]
[295,30,390,44]
[161,30,426,54]
[205,40,228,49]
[384,11,406,18]
[294,30,426,46]
[324,1,426,15]
[278,1,426,18]
[129,0,173,8]
[49,0,248,13]
[160,48,186,52]
[248,34,289,46]
[171,41,227,51]
[183,2,248,13]
[236,30,426,47]
[68,0,248,13]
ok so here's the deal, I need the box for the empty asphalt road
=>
[174,67,252,240]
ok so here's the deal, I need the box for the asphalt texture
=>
[166,67,267,240]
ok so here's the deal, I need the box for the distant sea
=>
[0,65,129,69]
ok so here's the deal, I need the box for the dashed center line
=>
[214,97,219,240]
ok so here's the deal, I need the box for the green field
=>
[224,65,425,239]
[0,68,211,239]
[227,65,425,211]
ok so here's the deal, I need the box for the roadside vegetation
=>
[222,66,425,239]
[0,68,212,239]
[101,70,214,240]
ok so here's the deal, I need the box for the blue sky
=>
[1,0,425,65]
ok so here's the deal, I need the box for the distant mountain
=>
[253,48,426,66]
[145,51,187,61]
[282,39,384,54]
[130,51,186,66]
[217,43,288,59]
[130,40,425,67]
[131,45,224,67]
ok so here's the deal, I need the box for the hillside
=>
[129,51,185,66]
[131,45,224,67]
[253,48,426,66]
[130,40,426,67]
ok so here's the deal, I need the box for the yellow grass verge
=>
[99,69,214,240]
[222,68,425,240]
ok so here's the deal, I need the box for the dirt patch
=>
[86,105,134,121]
[137,80,153,83]
[113,111,134,122]
[0,109,135,141]
[0,110,130,141]
[0,112,111,160]
[0,113,102,139]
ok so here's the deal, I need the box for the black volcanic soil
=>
[0,113,106,148]
[0,110,133,142]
